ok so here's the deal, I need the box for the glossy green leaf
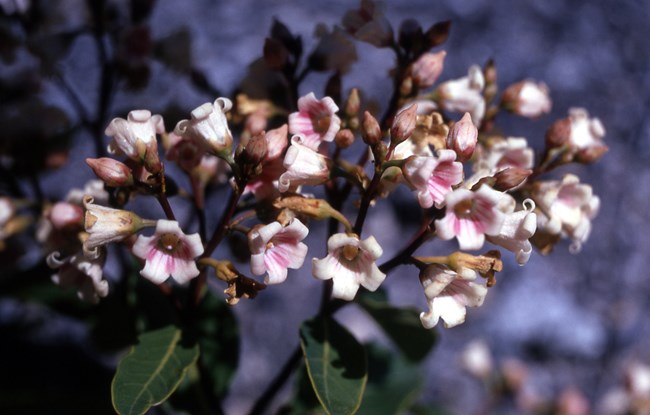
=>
[359,291,437,362]
[111,325,199,415]
[300,316,367,415]
[357,344,423,415]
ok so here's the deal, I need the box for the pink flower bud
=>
[447,112,477,162]
[50,202,84,230]
[86,157,134,187]
[411,50,446,88]
[390,103,417,145]
[335,128,355,149]
[362,111,382,146]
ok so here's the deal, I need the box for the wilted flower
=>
[419,263,487,328]
[402,149,463,208]
[279,135,330,192]
[435,185,505,250]
[312,233,386,300]
[132,220,204,285]
[47,250,108,303]
[175,98,234,156]
[83,196,155,258]
[501,80,552,118]
[288,92,341,150]
[248,219,309,284]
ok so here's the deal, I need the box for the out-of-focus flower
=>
[487,195,537,265]
[447,112,477,162]
[390,103,418,145]
[83,196,155,258]
[411,51,446,89]
[175,98,234,156]
[248,219,309,284]
[49,202,84,230]
[0,0,30,15]
[557,387,590,415]
[533,174,599,252]
[501,80,552,118]
[132,220,204,285]
[279,135,330,192]
[419,263,487,328]
[436,64,485,126]
[288,93,341,150]
[402,149,463,208]
[312,233,385,300]
[435,185,505,250]
[165,130,210,172]
[244,125,289,200]
[460,339,493,379]
[65,180,109,206]
[546,108,608,163]
[342,0,394,48]
[105,109,165,161]
[47,250,108,303]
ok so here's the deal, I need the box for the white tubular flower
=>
[278,135,330,192]
[435,185,505,251]
[82,196,155,258]
[312,233,386,301]
[419,264,487,329]
[47,250,108,304]
[175,98,233,155]
[288,92,341,150]
[402,149,463,208]
[480,137,535,173]
[436,64,485,126]
[105,109,165,159]
[533,174,600,252]
[132,220,204,285]
[487,195,537,265]
[248,219,309,285]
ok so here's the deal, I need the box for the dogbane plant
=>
[32,1,608,414]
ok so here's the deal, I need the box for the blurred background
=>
[1,0,648,414]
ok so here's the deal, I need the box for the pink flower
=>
[402,149,463,208]
[248,219,309,284]
[174,98,234,155]
[105,109,165,160]
[486,196,537,265]
[288,92,341,150]
[502,80,552,118]
[165,130,210,172]
[533,174,599,252]
[132,220,204,285]
[278,135,330,192]
[435,185,505,250]
[477,137,534,173]
[419,264,488,328]
[47,250,109,303]
[244,125,289,200]
[312,233,386,300]
[411,51,446,89]
[436,64,485,126]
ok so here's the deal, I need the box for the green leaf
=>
[359,291,437,363]
[300,316,367,415]
[111,325,199,415]
[357,344,423,415]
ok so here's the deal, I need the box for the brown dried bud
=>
[335,129,355,149]
[86,157,134,187]
[361,111,382,146]
[493,167,532,191]
[390,103,417,145]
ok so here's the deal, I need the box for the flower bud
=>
[344,88,360,117]
[86,157,134,187]
[361,111,382,146]
[446,112,477,162]
[335,128,355,149]
[411,50,446,89]
[50,202,84,230]
[390,103,417,146]
[545,117,572,148]
[492,167,532,191]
